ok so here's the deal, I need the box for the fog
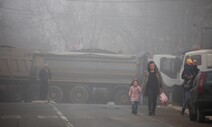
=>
[0,0,212,55]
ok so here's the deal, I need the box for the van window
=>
[160,57,177,79]
[185,55,202,65]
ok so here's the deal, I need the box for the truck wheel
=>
[69,86,90,104]
[47,86,63,103]
[27,84,40,101]
[197,108,205,123]
[114,89,129,105]
[10,86,22,102]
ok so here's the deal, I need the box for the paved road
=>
[0,102,67,127]
[0,102,211,127]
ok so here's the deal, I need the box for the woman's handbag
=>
[160,92,168,106]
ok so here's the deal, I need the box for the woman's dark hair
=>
[147,61,158,72]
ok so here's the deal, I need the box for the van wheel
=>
[69,86,90,104]
[47,86,63,103]
[197,108,205,123]
[114,89,129,105]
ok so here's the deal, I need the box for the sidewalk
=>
[161,104,189,115]
[140,97,188,115]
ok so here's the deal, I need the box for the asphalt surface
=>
[0,101,211,127]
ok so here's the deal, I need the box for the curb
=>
[159,104,189,115]
[31,100,56,104]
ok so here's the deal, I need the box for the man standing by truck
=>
[39,63,51,101]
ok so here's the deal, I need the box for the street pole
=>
[200,28,203,49]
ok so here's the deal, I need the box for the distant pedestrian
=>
[143,61,165,116]
[181,76,193,115]
[129,80,142,115]
[181,58,194,80]
[39,63,51,100]
[181,58,194,115]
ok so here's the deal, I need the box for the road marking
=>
[49,103,74,127]
[1,115,21,119]
[32,100,48,103]
[38,115,58,119]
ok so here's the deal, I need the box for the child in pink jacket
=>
[128,80,143,114]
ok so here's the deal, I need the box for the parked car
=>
[188,69,212,122]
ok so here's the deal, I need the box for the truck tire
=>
[69,86,90,104]
[114,89,129,105]
[197,108,205,123]
[27,84,40,101]
[47,85,63,103]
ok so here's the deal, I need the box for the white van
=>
[180,49,212,83]
[153,54,181,87]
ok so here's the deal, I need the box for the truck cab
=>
[152,54,183,105]
[153,54,182,88]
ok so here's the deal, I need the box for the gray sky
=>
[0,0,212,55]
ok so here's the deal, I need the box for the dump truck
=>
[1,46,185,104]
[30,50,148,104]
[0,46,148,104]
[0,46,33,102]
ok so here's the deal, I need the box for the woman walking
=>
[143,61,165,116]
[129,80,142,115]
